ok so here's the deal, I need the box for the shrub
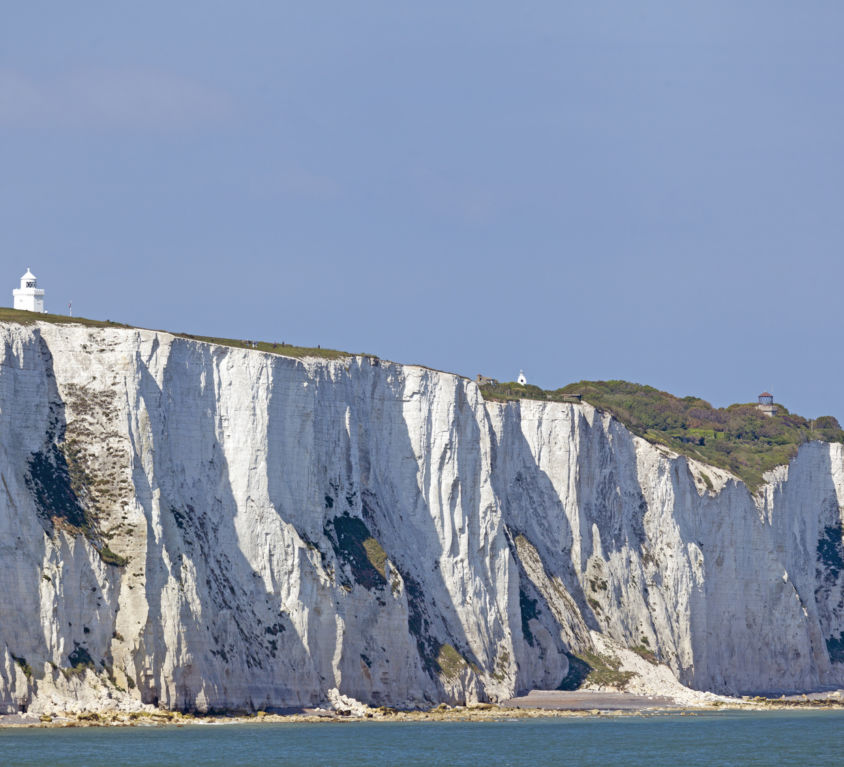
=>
[98,545,128,568]
[11,655,33,679]
[631,644,658,664]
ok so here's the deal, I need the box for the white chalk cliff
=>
[0,321,842,713]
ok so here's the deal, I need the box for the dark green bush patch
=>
[11,655,33,679]
[99,545,128,567]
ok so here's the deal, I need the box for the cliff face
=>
[0,322,842,713]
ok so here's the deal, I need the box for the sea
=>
[1,711,842,767]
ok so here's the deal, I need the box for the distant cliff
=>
[0,320,842,713]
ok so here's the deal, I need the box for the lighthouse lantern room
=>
[13,268,45,313]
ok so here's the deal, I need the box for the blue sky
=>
[2,2,842,418]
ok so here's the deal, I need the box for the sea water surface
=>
[1,711,842,767]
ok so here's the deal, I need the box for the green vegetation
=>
[99,545,129,567]
[103,664,126,692]
[631,644,659,664]
[325,513,388,590]
[11,655,33,680]
[0,307,129,328]
[362,537,387,579]
[479,380,583,404]
[436,643,468,681]
[26,444,90,533]
[62,644,97,678]
[559,650,634,691]
[491,648,511,682]
[172,332,349,360]
[0,307,352,360]
[6,308,841,493]
[67,645,95,671]
[26,444,128,568]
[482,379,844,492]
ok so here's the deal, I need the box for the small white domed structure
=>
[517,370,527,385]
[13,268,45,313]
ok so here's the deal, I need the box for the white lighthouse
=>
[517,370,527,385]
[13,268,45,313]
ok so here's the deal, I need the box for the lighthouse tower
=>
[13,268,45,313]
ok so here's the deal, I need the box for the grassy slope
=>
[482,379,844,492]
[0,308,350,360]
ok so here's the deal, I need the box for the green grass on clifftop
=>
[482,379,844,492]
[0,307,130,329]
[172,333,349,360]
[0,308,351,360]
[478,380,584,404]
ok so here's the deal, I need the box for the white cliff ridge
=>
[0,321,842,714]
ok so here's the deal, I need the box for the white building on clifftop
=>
[13,268,45,313]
